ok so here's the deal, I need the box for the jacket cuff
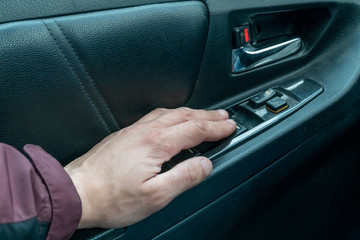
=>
[24,145,82,240]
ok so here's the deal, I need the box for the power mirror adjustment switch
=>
[248,89,276,109]
[266,97,288,113]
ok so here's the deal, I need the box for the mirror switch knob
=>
[248,89,276,108]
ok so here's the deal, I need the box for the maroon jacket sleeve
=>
[0,143,82,240]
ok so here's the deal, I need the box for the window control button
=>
[195,123,247,154]
[248,89,276,108]
[266,97,288,113]
[234,123,247,136]
[171,148,198,165]
[195,141,222,154]
[161,148,199,173]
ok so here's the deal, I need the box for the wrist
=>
[64,164,94,229]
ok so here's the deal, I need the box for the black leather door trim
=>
[0,1,208,165]
[0,0,196,24]
[42,19,120,133]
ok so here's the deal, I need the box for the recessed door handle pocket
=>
[232,37,302,73]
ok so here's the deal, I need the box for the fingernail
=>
[201,159,212,177]
[217,109,228,117]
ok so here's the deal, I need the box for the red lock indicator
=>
[244,28,250,43]
[233,25,252,48]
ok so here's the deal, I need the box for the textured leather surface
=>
[0,0,191,24]
[0,1,208,165]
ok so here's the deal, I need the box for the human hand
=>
[64,107,236,229]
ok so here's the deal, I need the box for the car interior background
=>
[1,0,360,239]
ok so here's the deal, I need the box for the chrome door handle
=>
[232,37,302,73]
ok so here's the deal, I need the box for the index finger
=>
[147,107,229,128]
[159,118,236,158]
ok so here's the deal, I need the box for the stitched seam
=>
[53,20,120,131]
[41,20,111,133]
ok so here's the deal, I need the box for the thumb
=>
[151,157,213,202]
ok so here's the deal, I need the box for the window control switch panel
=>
[161,78,323,172]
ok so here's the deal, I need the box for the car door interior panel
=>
[1,0,360,239]
[0,1,208,165]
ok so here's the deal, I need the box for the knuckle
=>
[181,163,199,186]
[116,127,129,136]
[120,125,139,135]
[159,141,176,157]
[152,108,167,115]
[134,126,177,157]
[141,130,175,156]
[176,107,193,119]
[189,119,207,133]
[156,134,177,156]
